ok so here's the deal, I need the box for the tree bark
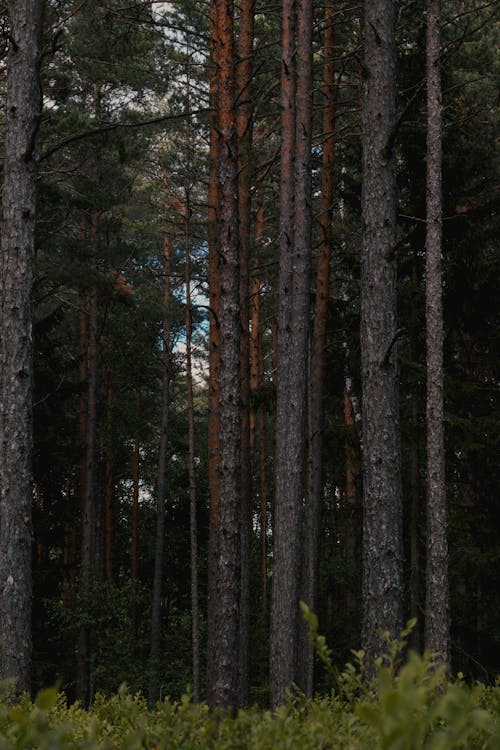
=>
[409,392,422,651]
[0,0,44,695]
[206,0,222,701]
[271,0,313,707]
[270,0,297,706]
[207,0,241,712]
[425,0,449,668]
[236,0,255,709]
[184,190,200,703]
[300,0,336,698]
[149,236,171,706]
[250,274,268,613]
[77,209,100,707]
[104,367,114,582]
[360,0,404,665]
[343,385,361,626]
[131,388,141,650]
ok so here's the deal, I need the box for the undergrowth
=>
[0,619,499,749]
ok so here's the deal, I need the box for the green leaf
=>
[35,687,59,711]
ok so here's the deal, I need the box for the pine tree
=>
[360,0,404,665]
[424,0,449,667]
[206,0,241,711]
[271,0,313,707]
[0,0,44,695]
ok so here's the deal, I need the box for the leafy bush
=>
[0,632,499,749]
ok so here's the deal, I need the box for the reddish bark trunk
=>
[207,0,241,711]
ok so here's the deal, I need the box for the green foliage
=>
[355,653,497,750]
[1,645,499,749]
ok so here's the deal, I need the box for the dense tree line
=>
[0,0,498,711]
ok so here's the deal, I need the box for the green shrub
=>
[0,634,498,749]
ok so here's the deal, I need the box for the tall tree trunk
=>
[236,0,255,709]
[81,211,99,574]
[343,385,361,627]
[409,392,422,651]
[184,190,200,703]
[149,237,171,706]
[300,0,336,698]
[77,209,100,706]
[63,472,77,610]
[131,388,141,650]
[249,275,260,462]
[253,205,268,615]
[250,274,268,613]
[0,0,44,695]
[78,280,88,534]
[425,0,449,667]
[104,367,114,582]
[206,0,222,702]
[270,0,296,706]
[207,0,241,712]
[360,0,403,665]
[271,0,313,708]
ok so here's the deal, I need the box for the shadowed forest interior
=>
[0,0,498,714]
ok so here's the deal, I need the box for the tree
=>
[236,0,255,707]
[360,0,404,664]
[0,0,45,695]
[424,0,449,667]
[300,0,337,697]
[206,0,241,711]
[149,236,172,706]
[184,188,201,703]
[271,0,313,707]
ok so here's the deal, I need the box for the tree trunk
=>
[270,0,297,706]
[409,393,422,651]
[206,0,222,703]
[250,274,268,613]
[0,0,44,695]
[271,0,313,707]
[78,280,88,535]
[236,0,255,708]
[131,388,141,650]
[425,0,449,667]
[149,237,171,706]
[104,367,114,582]
[300,0,336,698]
[343,385,361,628]
[207,0,241,712]
[184,190,200,703]
[77,209,100,707]
[63,472,77,610]
[360,0,404,665]
[253,206,268,615]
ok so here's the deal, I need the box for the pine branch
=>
[39,108,211,161]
